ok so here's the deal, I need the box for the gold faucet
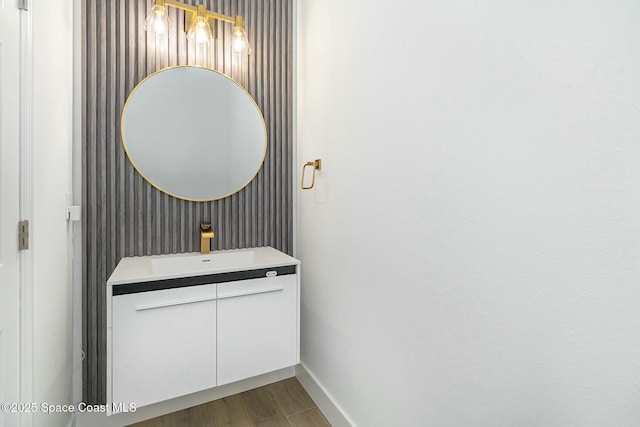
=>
[200,223,215,254]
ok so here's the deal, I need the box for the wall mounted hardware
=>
[301,159,322,190]
[66,192,81,222]
[18,220,29,250]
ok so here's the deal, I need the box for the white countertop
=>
[107,246,299,286]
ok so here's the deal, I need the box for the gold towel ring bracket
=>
[301,159,322,190]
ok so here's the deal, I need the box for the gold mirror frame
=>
[121,66,267,202]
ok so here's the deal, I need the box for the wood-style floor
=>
[129,378,331,427]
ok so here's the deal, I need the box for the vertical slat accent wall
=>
[82,0,293,404]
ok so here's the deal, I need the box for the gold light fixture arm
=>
[163,0,237,24]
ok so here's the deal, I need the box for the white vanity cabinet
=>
[106,247,300,415]
[111,284,218,408]
[217,274,298,385]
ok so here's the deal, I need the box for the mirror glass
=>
[122,66,267,201]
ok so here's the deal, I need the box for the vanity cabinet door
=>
[111,284,217,409]
[217,274,298,385]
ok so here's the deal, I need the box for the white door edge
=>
[71,0,84,409]
[18,5,34,427]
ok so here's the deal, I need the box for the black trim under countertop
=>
[112,265,297,296]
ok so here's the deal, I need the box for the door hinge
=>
[18,0,29,11]
[18,220,29,250]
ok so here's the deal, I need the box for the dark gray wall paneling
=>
[82,0,293,404]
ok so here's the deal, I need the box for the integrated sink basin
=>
[150,250,257,276]
[107,246,299,285]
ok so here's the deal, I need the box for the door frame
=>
[71,0,83,408]
[17,4,34,426]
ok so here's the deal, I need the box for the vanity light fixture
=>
[144,0,251,54]
[186,4,214,46]
[144,2,169,35]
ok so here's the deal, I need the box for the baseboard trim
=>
[295,363,355,427]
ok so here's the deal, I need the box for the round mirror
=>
[122,66,267,201]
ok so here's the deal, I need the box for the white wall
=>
[32,1,74,426]
[297,1,640,426]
